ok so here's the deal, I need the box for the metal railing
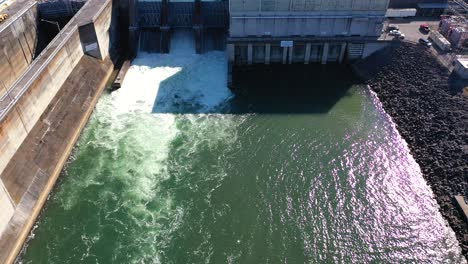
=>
[0,0,112,121]
[37,0,87,19]
[0,0,37,32]
[0,1,88,120]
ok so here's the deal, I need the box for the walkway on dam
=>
[0,0,109,117]
[0,55,113,264]
[0,0,34,23]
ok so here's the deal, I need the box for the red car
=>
[420,24,430,33]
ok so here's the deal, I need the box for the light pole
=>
[40,19,61,33]
[40,18,70,56]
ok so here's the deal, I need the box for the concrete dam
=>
[0,0,395,262]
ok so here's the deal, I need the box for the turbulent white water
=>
[113,30,231,114]
[47,30,236,263]
[20,30,466,263]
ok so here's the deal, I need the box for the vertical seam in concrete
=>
[32,6,39,59]
[22,31,33,64]
[13,23,31,68]
[4,44,19,79]
[0,80,9,98]
[0,179,16,209]
[14,108,30,135]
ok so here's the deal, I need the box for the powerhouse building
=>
[227,0,390,65]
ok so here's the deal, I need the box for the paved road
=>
[382,18,440,43]
[382,18,459,71]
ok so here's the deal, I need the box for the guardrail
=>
[0,1,37,32]
[0,1,87,121]
[0,0,112,122]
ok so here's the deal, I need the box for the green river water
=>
[19,32,465,263]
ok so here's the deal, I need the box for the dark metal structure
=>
[137,0,227,29]
[388,0,447,8]
[130,0,228,55]
[38,0,87,19]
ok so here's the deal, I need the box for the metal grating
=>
[37,0,87,19]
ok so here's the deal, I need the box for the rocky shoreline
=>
[353,42,468,258]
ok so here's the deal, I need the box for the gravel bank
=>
[354,42,468,258]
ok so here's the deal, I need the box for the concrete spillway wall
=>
[0,14,84,188]
[0,1,39,98]
[0,0,113,179]
[0,0,114,261]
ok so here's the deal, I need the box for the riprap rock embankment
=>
[354,42,468,258]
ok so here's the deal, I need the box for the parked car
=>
[419,38,432,47]
[389,30,403,36]
[387,25,399,31]
[420,24,430,33]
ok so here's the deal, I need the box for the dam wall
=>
[0,15,84,188]
[0,0,114,262]
[0,1,38,98]
[93,0,112,60]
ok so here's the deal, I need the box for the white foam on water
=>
[48,30,235,263]
[112,29,232,114]
[170,30,196,55]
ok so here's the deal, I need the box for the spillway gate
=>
[129,0,228,55]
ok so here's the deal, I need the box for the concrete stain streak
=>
[0,55,113,264]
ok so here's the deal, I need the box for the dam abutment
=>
[0,0,116,262]
[2,0,466,262]
[0,1,39,98]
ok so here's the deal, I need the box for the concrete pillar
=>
[247,44,253,65]
[161,26,171,54]
[161,0,169,25]
[339,42,347,63]
[321,43,329,65]
[288,47,293,64]
[160,0,170,53]
[304,43,311,64]
[128,0,139,59]
[128,26,139,59]
[228,62,233,89]
[265,43,271,65]
[194,0,202,25]
[193,0,203,54]
[194,26,203,54]
[282,47,287,64]
[227,44,235,63]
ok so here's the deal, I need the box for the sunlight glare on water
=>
[19,30,466,264]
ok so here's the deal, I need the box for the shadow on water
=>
[228,64,359,114]
[150,62,359,115]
